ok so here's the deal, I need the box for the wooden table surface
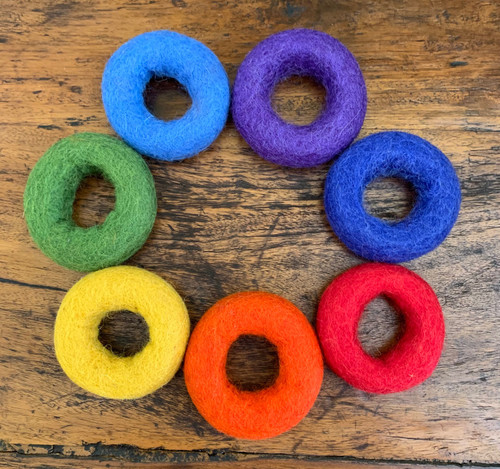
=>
[1,0,499,467]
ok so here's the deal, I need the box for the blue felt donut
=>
[102,30,230,162]
[324,131,461,263]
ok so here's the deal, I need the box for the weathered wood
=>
[3,451,499,469]
[0,0,499,466]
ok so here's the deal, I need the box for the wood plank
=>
[4,451,500,469]
[0,0,499,466]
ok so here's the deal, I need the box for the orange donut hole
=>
[184,291,324,439]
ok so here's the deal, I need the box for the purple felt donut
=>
[232,29,367,168]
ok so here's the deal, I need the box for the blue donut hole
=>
[363,177,416,222]
[143,76,192,122]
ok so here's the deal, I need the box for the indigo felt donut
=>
[54,266,190,399]
[324,131,461,263]
[316,263,445,394]
[184,291,324,439]
[102,30,230,161]
[23,133,156,272]
[232,29,367,168]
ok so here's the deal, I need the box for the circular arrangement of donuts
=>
[23,28,461,440]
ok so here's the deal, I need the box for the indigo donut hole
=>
[143,76,192,122]
[72,174,115,228]
[357,296,406,358]
[98,310,150,357]
[225,334,280,391]
[364,177,417,222]
[272,75,326,126]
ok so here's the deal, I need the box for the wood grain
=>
[0,0,499,467]
[3,452,499,469]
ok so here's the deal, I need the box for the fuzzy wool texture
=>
[184,291,324,440]
[324,131,461,263]
[102,30,230,161]
[231,28,367,168]
[54,266,190,399]
[316,263,445,394]
[23,133,157,272]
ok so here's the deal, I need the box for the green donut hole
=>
[73,174,116,228]
[24,133,157,272]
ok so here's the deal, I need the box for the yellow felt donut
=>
[54,266,190,399]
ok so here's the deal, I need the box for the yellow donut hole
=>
[54,266,190,399]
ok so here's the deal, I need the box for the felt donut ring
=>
[24,133,156,272]
[232,28,367,168]
[102,30,230,161]
[316,263,445,394]
[184,291,324,439]
[324,131,461,263]
[54,266,190,399]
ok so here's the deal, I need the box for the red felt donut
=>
[316,263,445,394]
[184,291,324,439]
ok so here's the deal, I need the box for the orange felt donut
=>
[184,291,324,440]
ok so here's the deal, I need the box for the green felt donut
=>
[24,133,157,272]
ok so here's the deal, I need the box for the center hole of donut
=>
[358,296,405,358]
[364,177,416,222]
[144,76,192,121]
[226,335,280,391]
[272,75,326,126]
[73,175,115,227]
[98,310,150,357]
